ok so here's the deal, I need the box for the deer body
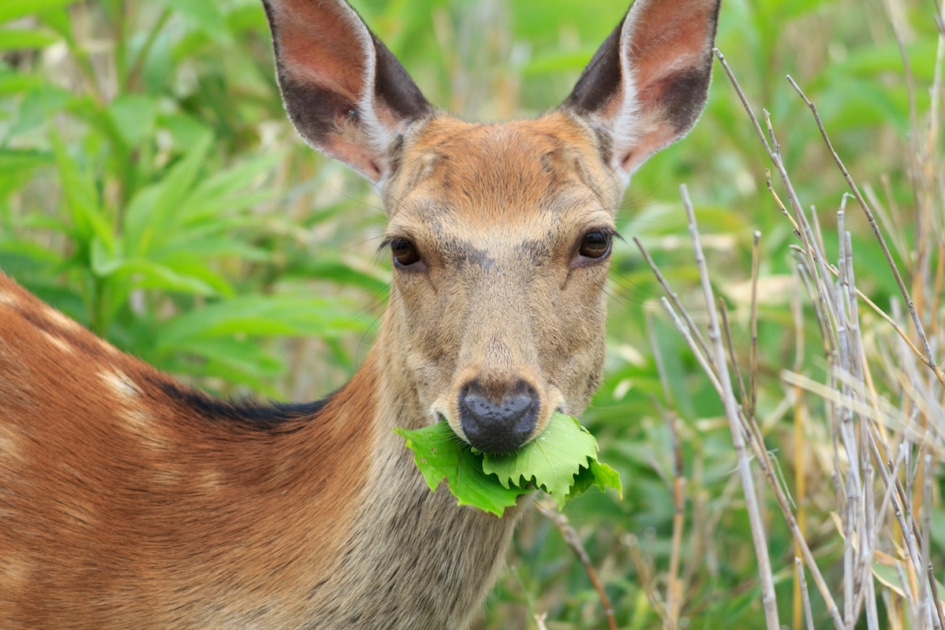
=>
[0,0,720,627]
[0,286,508,627]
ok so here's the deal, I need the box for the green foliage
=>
[0,0,372,395]
[396,414,621,516]
[397,421,524,517]
[482,414,622,509]
[1,0,940,627]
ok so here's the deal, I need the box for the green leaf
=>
[50,133,115,253]
[159,113,213,150]
[124,131,213,255]
[107,94,158,147]
[0,28,58,50]
[0,70,45,96]
[154,0,231,42]
[150,337,284,389]
[0,149,52,178]
[570,459,624,498]
[0,242,64,274]
[172,152,279,225]
[151,236,270,263]
[0,0,79,23]
[396,413,622,515]
[10,84,72,137]
[482,414,598,502]
[291,260,390,294]
[394,422,525,517]
[154,294,368,350]
[93,256,219,296]
[523,49,599,76]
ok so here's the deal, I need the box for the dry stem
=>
[536,502,617,630]
[680,184,780,630]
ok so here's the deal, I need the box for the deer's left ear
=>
[562,0,721,180]
[263,0,433,182]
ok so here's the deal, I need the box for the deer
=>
[0,0,721,627]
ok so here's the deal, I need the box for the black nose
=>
[458,379,540,454]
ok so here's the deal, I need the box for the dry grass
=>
[621,8,945,628]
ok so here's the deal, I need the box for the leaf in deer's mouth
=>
[394,412,622,517]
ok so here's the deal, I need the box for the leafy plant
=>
[397,414,622,516]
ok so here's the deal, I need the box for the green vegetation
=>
[397,414,622,515]
[1,0,942,628]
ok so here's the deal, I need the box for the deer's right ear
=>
[263,0,433,182]
[562,0,721,183]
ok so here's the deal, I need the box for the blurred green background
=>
[0,0,940,627]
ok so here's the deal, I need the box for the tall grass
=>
[634,36,945,626]
[535,3,945,628]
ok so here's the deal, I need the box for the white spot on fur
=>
[40,329,74,354]
[101,369,141,400]
[0,424,22,464]
[0,551,30,596]
[124,408,151,431]
[101,370,178,452]
[44,307,82,333]
[121,408,176,454]
[0,291,18,308]
[199,469,223,494]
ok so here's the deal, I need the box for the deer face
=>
[381,115,621,453]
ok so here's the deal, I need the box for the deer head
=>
[263,0,720,454]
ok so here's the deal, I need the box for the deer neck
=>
[304,316,524,630]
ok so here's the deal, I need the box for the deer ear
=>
[263,0,433,182]
[562,0,721,180]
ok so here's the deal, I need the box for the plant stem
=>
[680,184,780,630]
[536,503,617,630]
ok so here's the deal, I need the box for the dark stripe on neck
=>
[153,378,336,434]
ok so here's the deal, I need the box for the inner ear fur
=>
[263,0,432,182]
[562,0,722,178]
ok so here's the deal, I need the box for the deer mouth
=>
[431,382,566,456]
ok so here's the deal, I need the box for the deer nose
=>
[458,380,540,454]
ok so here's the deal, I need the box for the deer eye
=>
[575,230,613,264]
[391,239,423,269]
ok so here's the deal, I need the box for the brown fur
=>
[0,0,721,627]
[0,274,374,626]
